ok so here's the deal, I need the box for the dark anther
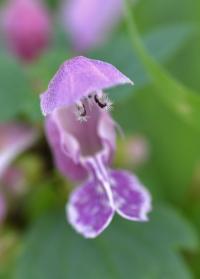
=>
[77,103,87,117]
[94,94,107,109]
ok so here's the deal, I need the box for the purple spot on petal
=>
[67,178,114,238]
[110,170,152,221]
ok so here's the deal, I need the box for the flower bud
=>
[1,0,51,62]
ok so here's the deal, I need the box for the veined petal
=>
[110,170,152,221]
[45,114,87,181]
[45,104,116,181]
[84,156,114,209]
[40,56,133,115]
[67,178,114,238]
[97,111,116,164]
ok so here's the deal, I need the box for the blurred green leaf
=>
[90,23,196,101]
[25,179,60,222]
[14,204,197,279]
[29,49,70,91]
[137,51,200,132]
[185,203,200,278]
[0,231,20,279]
[0,55,32,121]
[114,5,200,204]
[22,49,71,121]
[124,2,200,132]
[135,0,199,32]
[114,86,200,203]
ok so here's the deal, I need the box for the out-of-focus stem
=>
[123,0,166,82]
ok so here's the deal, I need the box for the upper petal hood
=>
[40,56,133,116]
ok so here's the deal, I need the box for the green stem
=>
[123,0,166,83]
[123,0,200,132]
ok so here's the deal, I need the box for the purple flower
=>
[61,0,123,51]
[40,56,133,118]
[45,104,151,238]
[42,56,151,238]
[1,0,51,62]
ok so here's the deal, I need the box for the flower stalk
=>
[123,0,174,85]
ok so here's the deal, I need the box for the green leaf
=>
[90,23,195,101]
[21,49,71,121]
[0,55,33,121]
[124,3,200,132]
[0,231,20,279]
[114,85,200,203]
[114,5,200,202]
[29,49,70,91]
[185,203,200,278]
[14,204,197,279]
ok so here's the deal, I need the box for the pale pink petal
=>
[45,114,87,181]
[125,136,150,166]
[1,0,51,61]
[62,0,122,51]
[67,178,114,238]
[0,194,7,224]
[97,111,116,164]
[40,56,133,115]
[1,166,26,194]
[0,123,38,178]
[110,170,152,221]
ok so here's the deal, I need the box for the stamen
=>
[74,101,88,122]
[86,94,94,110]
[94,93,113,112]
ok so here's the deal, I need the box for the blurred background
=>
[0,0,200,278]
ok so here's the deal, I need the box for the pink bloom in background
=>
[0,123,37,224]
[0,194,6,224]
[42,56,151,238]
[62,0,123,51]
[2,166,26,194]
[1,0,51,62]
[0,123,37,178]
[125,135,150,166]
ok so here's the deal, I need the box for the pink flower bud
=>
[1,166,26,195]
[125,136,150,166]
[1,0,51,62]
